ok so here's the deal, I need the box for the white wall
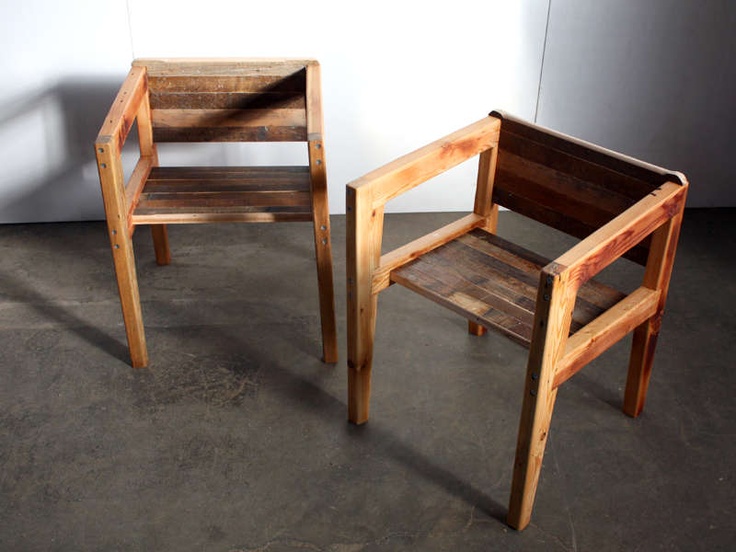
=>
[0,0,549,222]
[536,0,736,207]
[0,1,132,223]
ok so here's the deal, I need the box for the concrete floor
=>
[0,209,733,551]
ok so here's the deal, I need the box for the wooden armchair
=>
[346,111,688,530]
[95,58,337,368]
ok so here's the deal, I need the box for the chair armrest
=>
[548,180,688,288]
[94,66,149,153]
[94,66,152,233]
[347,116,501,208]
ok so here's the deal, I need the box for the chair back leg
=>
[151,224,171,266]
[624,209,684,416]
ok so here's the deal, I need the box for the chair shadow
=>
[0,270,129,364]
[149,292,510,526]
[0,78,125,223]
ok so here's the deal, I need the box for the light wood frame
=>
[346,112,688,530]
[95,58,337,368]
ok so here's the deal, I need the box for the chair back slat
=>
[134,59,308,143]
[491,112,685,265]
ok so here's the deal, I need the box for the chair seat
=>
[390,228,626,346]
[131,166,314,224]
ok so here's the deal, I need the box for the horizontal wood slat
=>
[148,73,306,94]
[150,92,305,110]
[554,286,661,388]
[390,228,625,347]
[151,108,307,142]
[492,111,685,186]
[135,58,312,77]
[131,166,313,224]
[493,137,654,265]
[497,130,660,201]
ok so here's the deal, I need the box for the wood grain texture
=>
[390,229,624,347]
[305,59,337,362]
[372,213,486,294]
[624,192,687,416]
[348,116,501,208]
[554,182,686,287]
[94,141,148,368]
[96,67,148,153]
[346,184,384,424]
[507,268,576,530]
[131,166,313,224]
[343,110,688,531]
[555,286,661,388]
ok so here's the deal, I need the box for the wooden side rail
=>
[553,182,688,288]
[349,117,501,208]
[95,65,158,234]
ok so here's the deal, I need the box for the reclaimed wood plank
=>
[372,213,485,294]
[135,58,310,77]
[492,110,686,186]
[150,92,305,110]
[390,228,626,346]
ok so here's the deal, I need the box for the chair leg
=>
[347,294,378,424]
[507,270,575,530]
[109,230,148,368]
[151,224,171,266]
[311,217,338,364]
[623,319,659,417]
[468,321,487,336]
[507,379,559,530]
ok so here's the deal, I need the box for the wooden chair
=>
[95,58,337,368]
[346,111,688,530]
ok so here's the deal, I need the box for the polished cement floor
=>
[0,209,733,551]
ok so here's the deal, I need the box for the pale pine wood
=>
[123,156,155,227]
[624,197,686,416]
[349,117,501,208]
[554,286,661,388]
[346,184,384,424]
[554,182,687,288]
[94,141,147,368]
[507,267,577,530]
[97,67,148,152]
[472,147,500,222]
[469,138,500,336]
[134,69,169,265]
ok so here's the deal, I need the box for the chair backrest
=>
[490,111,686,264]
[132,58,312,144]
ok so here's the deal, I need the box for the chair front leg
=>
[507,269,576,530]
[346,186,383,424]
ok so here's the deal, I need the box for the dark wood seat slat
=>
[131,166,313,224]
[390,228,626,347]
